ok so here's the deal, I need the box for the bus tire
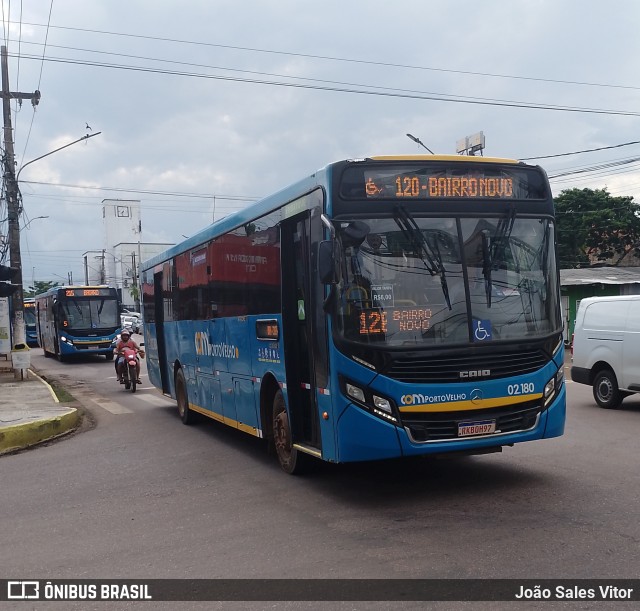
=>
[593,369,622,409]
[272,390,308,475]
[176,368,196,424]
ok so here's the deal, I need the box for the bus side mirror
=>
[318,240,340,284]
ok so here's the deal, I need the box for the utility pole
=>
[131,252,140,311]
[1,45,40,351]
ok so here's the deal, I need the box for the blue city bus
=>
[141,155,566,473]
[35,285,121,361]
[23,298,39,347]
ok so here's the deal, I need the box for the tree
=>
[24,280,61,298]
[128,284,140,311]
[554,188,640,268]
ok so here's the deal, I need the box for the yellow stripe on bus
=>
[399,393,542,413]
[189,402,262,437]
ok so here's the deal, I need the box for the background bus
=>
[141,155,566,473]
[23,297,39,347]
[35,285,121,361]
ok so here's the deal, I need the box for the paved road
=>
[3,350,640,608]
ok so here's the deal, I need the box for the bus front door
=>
[281,214,321,450]
[154,270,170,394]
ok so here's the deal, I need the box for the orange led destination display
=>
[64,288,113,297]
[359,306,432,336]
[365,174,514,199]
[339,164,548,202]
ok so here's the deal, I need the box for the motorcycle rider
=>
[114,328,143,384]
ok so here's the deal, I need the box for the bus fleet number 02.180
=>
[508,382,535,395]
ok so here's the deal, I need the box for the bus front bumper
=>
[334,386,566,463]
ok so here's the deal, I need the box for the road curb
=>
[0,368,80,455]
[0,407,80,455]
[28,368,61,402]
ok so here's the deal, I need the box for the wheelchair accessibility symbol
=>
[474,319,492,342]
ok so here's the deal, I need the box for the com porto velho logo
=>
[194,331,239,359]
[400,392,467,405]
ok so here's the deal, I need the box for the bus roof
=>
[370,154,520,164]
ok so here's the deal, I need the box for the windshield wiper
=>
[492,204,517,271]
[480,205,517,308]
[481,230,492,307]
[540,220,550,278]
[393,206,451,309]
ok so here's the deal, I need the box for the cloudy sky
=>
[2,0,640,286]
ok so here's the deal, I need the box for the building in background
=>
[560,266,640,344]
[103,199,141,286]
[81,199,173,310]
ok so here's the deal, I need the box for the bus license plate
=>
[87,345,99,350]
[458,420,496,437]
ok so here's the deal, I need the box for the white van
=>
[571,295,640,408]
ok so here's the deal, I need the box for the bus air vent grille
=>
[385,349,548,383]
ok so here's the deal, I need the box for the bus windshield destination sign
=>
[64,289,111,297]
[339,165,547,200]
[359,306,432,336]
[368,174,513,199]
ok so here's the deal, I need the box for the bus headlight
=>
[345,383,366,403]
[341,378,398,424]
[60,335,73,345]
[373,395,392,414]
[544,366,564,406]
[544,378,555,401]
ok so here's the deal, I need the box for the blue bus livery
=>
[35,285,121,361]
[141,155,566,473]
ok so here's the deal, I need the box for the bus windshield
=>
[24,304,36,328]
[334,214,560,347]
[60,297,120,330]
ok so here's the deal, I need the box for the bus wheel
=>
[175,368,195,425]
[593,369,622,409]
[272,390,308,475]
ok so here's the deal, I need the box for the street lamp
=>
[16,132,101,182]
[5,132,102,351]
[20,215,49,231]
[406,133,434,154]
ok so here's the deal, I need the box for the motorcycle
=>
[118,345,145,393]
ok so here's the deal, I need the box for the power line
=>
[12,52,640,117]
[14,20,640,92]
[548,157,640,180]
[522,140,640,161]
[20,178,260,200]
[22,39,604,111]
[17,0,53,168]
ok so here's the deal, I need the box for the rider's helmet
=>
[121,329,131,339]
